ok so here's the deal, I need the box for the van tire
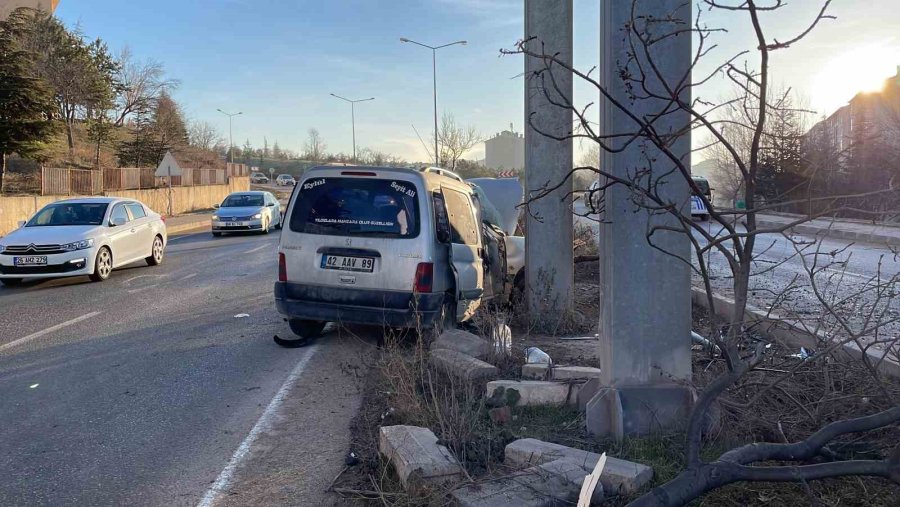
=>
[438,295,457,333]
[288,319,326,340]
[1,278,23,287]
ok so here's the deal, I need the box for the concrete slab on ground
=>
[486,380,579,407]
[450,458,589,507]
[505,438,653,495]
[434,329,492,360]
[430,348,498,381]
[378,425,464,493]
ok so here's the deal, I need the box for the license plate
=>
[321,255,374,273]
[14,256,47,266]
[226,222,247,227]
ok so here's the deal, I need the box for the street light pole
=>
[217,109,243,163]
[330,94,374,162]
[400,37,467,167]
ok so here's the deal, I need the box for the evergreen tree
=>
[0,19,56,191]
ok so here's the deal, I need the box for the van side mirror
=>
[110,217,127,227]
[17,220,26,228]
[267,202,276,207]
[213,203,220,209]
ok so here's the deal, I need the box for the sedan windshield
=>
[27,203,109,227]
[221,194,264,207]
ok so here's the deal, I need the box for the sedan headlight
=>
[252,213,262,219]
[212,215,219,220]
[60,239,94,251]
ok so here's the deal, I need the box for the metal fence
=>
[103,168,156,190]
[41,165,236,196]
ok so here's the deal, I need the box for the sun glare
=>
[813,45,898,116]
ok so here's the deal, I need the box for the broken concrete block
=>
[505,438,653,495]
[521,363,550,379]
[551,365,602,381]
[576,378,604,411]
[434,329,492,360]
[541,458,604,505]
[586,384,693,440]
[486,380,578,407]
[450,459,588,507]
[431,348,498,381]
[378,425,463,493]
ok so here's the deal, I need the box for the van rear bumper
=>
[274,282,444,328]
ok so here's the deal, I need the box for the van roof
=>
[300,165,472,193]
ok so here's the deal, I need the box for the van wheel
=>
[212,231,222,237]
[510,269,526,311]
[288,319,326,340]
[438,296,457,333]
[1,278,23,287]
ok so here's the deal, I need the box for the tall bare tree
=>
[187,120,222,151]
[425,113,481,171]
[304,128,326,162]
[114,47,177,126]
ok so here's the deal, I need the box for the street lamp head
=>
[400,37,410,42]
[458,40,468,45]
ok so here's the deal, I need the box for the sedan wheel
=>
[146,236,164,266]
[89,247,113,282]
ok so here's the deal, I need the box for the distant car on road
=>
[690,176,711,221]
[212,191,282,236]
[0,198,167,286]
[250,172,270,184]
[275,174,296,186]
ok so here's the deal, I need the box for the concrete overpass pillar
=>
[523,0,574,324]
[587,0,694,439]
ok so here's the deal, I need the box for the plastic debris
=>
[29,384,39,389]
[234,313,250,318]
[492,323,512,355]
[691,331,721,353]
[525,346,552,365]
[345,451,359,466]
[789,347,814,361]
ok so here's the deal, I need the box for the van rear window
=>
[289,177,420,238]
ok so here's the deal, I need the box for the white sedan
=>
[211,191,282,236]
[0,197,167,286]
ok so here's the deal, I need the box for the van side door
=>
[441,187,484,321]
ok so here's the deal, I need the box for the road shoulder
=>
[218,329,372,506]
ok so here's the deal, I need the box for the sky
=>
[55,0,900,163]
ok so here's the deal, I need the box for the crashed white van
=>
[274,166,524,341]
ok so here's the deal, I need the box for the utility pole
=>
[330,94,374,162]
[400,37,467,166]
[217,109,243,163]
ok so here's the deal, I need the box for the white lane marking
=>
[167,231,210,243]
[0,311,102,353]
[127,285,157,294]
[196,344,320,507]
[243,244,269,254]
[181,273,198,281]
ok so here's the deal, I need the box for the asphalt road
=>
[0,228,372,506]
